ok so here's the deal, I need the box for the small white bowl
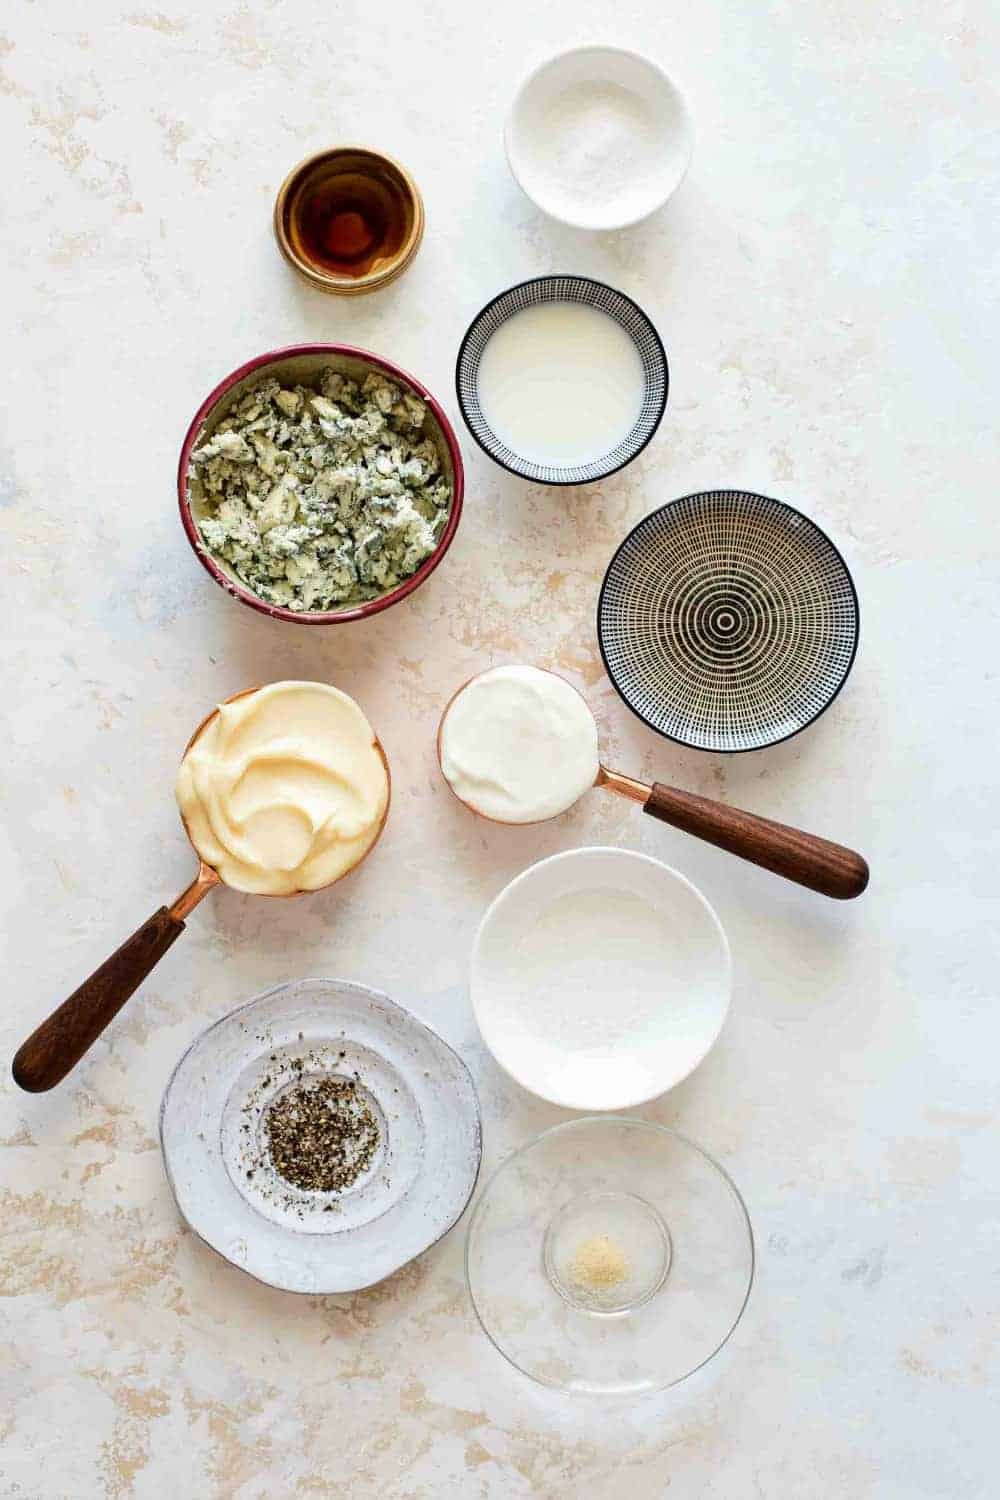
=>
[470,848,731,1111]
[505,46,693,231]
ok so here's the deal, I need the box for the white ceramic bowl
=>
[470,848,731,1111]
[505,46,693,231]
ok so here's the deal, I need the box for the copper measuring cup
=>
[437,667,868,900]
[13,687,391,1093]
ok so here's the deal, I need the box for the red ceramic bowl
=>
[178,343,465,624]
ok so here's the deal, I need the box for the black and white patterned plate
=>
[598,491,860,752]
[455,275,668,486]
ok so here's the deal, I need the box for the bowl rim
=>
[177,342,465,625]
[454,273,669,487]
[469,845,732,1111]
[464,1114,755,1393]
[597,489,862,753]
[504,43,694,232]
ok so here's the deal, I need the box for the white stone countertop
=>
[2,1,998,1495]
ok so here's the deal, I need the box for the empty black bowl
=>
[598,490,860,752]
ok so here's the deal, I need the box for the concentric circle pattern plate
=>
[159,978,482,1293]
[455,274,668,485]
[598,490,859,751]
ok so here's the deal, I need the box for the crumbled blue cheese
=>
[190,369,451,611]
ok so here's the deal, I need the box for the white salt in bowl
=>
[505,46,694,231]
[470,848,731,1111]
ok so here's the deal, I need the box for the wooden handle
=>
[12,907,186,1092]
[643,784,869,900]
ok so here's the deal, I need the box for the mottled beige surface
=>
[2,1,998,1496]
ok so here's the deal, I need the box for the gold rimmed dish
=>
[274,146,424,296]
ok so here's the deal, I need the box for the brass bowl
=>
[273,146,424,296]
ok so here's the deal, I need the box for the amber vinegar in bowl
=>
[274,147,424,295]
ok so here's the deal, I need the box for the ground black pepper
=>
[264,1075,379,1193]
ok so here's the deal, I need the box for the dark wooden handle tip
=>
[643,783,870,901]
[12,907,186,1093]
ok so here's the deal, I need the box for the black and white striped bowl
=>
[598,491,860,753]
[455,275,668,486]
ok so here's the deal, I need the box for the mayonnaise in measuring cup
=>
[176,681,388,895]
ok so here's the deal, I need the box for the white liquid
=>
[473,856,730,1110]
[477,302,645,468]
[505,887,689,1053]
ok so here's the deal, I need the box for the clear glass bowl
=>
[465,1116,753,1394]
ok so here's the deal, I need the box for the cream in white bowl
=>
[505,46,693,231]
[470,848,731,1111]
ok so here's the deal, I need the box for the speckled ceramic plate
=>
[159,978,482,1293]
